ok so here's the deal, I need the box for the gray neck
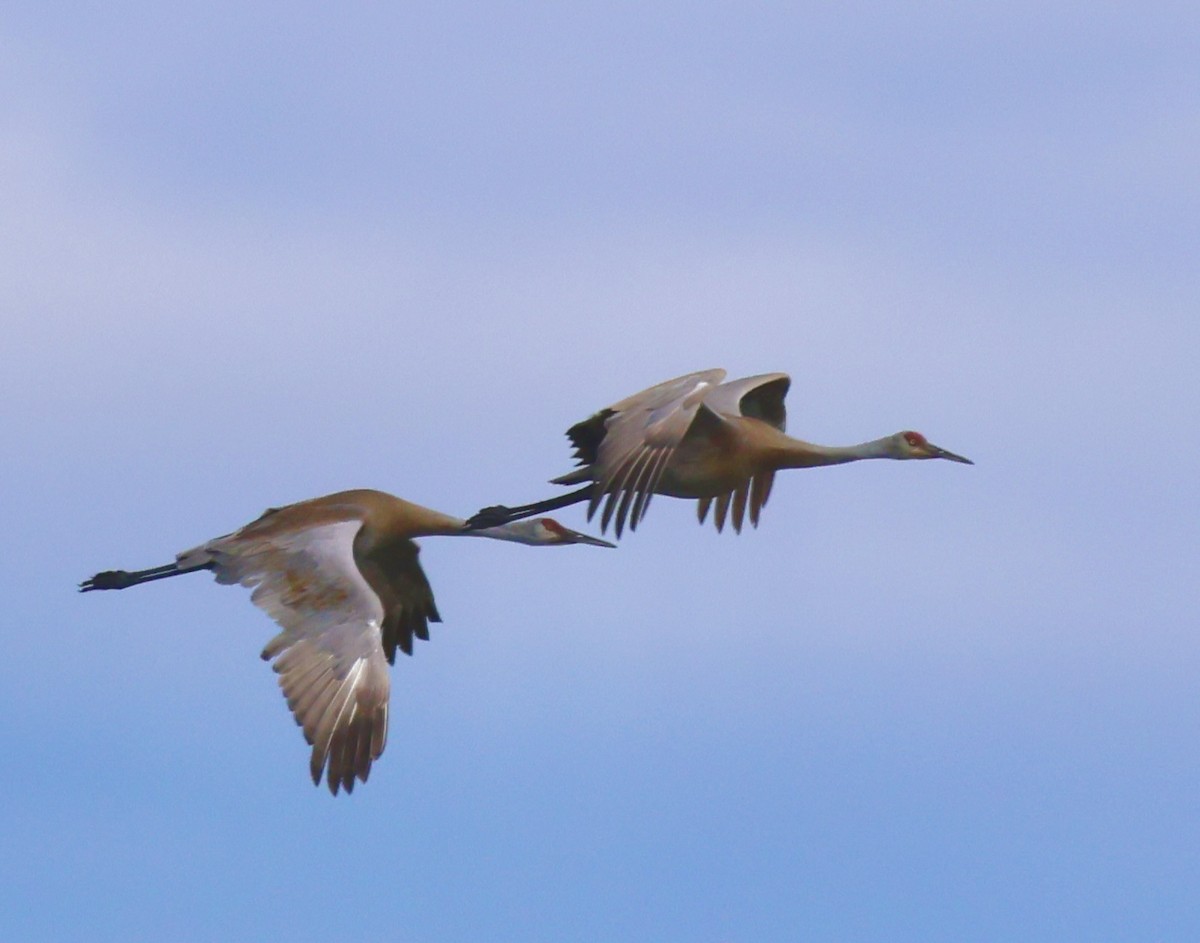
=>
[777,435,895,468]
[460,519,543,545]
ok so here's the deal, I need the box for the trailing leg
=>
[464,485,594,530]
[79,560,212,592]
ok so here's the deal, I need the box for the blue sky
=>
[2,3,1198,941]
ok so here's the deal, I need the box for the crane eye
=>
[903,432,926,448]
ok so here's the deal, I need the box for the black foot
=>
[465,506,516,530]
[79,570,135,592]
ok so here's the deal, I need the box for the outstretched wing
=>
[354,538,443,663]
[586,368,727,537]
[199,518,390,795]
[701,372,790,430]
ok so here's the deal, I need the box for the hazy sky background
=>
[3,3,1198,941]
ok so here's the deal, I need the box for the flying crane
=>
[81,489,613,794]
[468,369,972,538]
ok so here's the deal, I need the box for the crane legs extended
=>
[465,484,594,530]
[80,561,211,592]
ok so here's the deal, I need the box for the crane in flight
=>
[80,489,613,795]
[467,369,972,538]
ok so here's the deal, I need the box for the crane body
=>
[81,488,613,795]
[468,369,972,537]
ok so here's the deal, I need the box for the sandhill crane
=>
[80,489,614,795]
[467,368,972,538]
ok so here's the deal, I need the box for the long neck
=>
[459,520,545,545]
[413,511,546,545]
[772,434,895,469]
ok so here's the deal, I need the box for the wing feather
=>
[559,370,789,536]
[609,470,640,539]
[713,493,731,533]
[730,481,749,534]
[585,369,727,534]
[749,471,775,527]
[629,447,672,532]
[201,518,391,794]
[597,449,645,533]
[701,373,791,429]
[357,542,442,664]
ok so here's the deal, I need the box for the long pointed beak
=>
[561,528,617,548]
[929,444,973,464]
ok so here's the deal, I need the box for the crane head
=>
[465,517,615,547]
[535,518,618,547]
[894,431,973,464]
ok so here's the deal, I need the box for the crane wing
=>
[587,368,727,536]
[196,518,391,795]
[695,471,774,534]
[354,538,443,663]
[701,372,791,430]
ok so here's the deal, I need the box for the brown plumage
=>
[468,369,972,538]
[80,489,613,795]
